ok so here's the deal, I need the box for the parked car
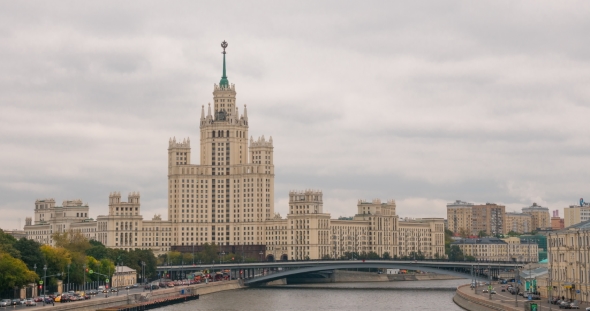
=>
[0,299,11,307]
[490,290,497,294]
[25,298,37,306]
[132,283,138,288]
[111,288,119,293]
[11,299,20,305]
[151,285,159,290]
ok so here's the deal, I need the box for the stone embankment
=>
[44,280,242,311]
[453,284,520,311]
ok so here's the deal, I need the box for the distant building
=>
[522,203,550,230]
[551,210,564,230]
[446,200,474,234]
[3,230,27,240]
[505,212,533,234]
[452,237,538,262]
[471,203,506,236]
[564,204,590,228]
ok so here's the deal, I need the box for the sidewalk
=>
[457,284,590,311]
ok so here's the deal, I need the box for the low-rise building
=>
[112,265,137,288]
[452,237,538,262]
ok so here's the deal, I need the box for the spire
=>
[243,104,248,120]
[219,40,229,88]
[201,105,205,120]
[207,103,211,117]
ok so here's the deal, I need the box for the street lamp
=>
[43,265,47,306]
[67,264,70,292]
[83,264,87,292]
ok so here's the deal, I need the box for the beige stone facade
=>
[446,200,473,235]
[22,47,445,261]
[564,205,590,228]
[112,265,137,288]
[453,237,538,262]
[547,221,590,303]
[471,203,506,236]
[505,212,532,234]
[522,203,550,230]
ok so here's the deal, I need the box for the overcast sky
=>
[1,1,589,231]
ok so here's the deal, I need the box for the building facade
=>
[547,220,590,303]
[505,212,532,234]
[564,204,590,228]
[522,203,550,230]
[23,43,445,261]
[452,237,538,262]
[446,200,473,235]
[471,203,506,236]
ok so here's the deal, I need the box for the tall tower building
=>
[167,41,275,246]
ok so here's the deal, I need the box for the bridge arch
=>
[244,262,484,286]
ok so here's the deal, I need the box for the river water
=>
[154,279,469,311]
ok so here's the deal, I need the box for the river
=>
[154,279,469,311]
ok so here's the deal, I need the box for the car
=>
[34,297,43,302]
[102,288,109,293]
[482,289,488,293]
[132,283,138,288]
[151,285,159,290]
[11,299,20,305]
[0,299,11,307]
[25,298,37,306]
[491,290,497,294]
[111,288,119,293]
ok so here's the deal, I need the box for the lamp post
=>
[43,264,47,306]
[83,264,87,292]
[67,264,70,292]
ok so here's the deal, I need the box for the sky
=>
[1,1,589,230]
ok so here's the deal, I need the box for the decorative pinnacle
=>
[221,40,228,54]
[220,40,229,87]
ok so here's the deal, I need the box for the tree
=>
[458,228,470,238]
[40,245,72,284]
[382,252,391,260]
[367,251,380,260]
[86,240,108,260]
[321,254,332,260]
[447,245,465,261]
[52,230,91,254]
[0,229,21,259]
[14,238,44,272]
[477,230,487,238]
[0,253,37,291]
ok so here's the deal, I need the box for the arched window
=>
[227,130,230,137]
[212,131,215,138]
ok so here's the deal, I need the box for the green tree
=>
[52,230,91,254]
[477,230,487,238]
[14,238,44,271]
[382,252,391,260]
[86,240,108,260]
[367,251,380,260]
[0,253,37,291]
[40,245,72,284]
[447,245,465,261]
[0,229,21,259]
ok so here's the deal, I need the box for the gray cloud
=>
[1,1,589,230]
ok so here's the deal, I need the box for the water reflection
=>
[155,279,468,311]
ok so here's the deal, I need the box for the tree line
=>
[0,229,157,292]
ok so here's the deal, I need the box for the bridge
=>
[156,260,524,286]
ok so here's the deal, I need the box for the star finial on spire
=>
[221,40,228,55]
